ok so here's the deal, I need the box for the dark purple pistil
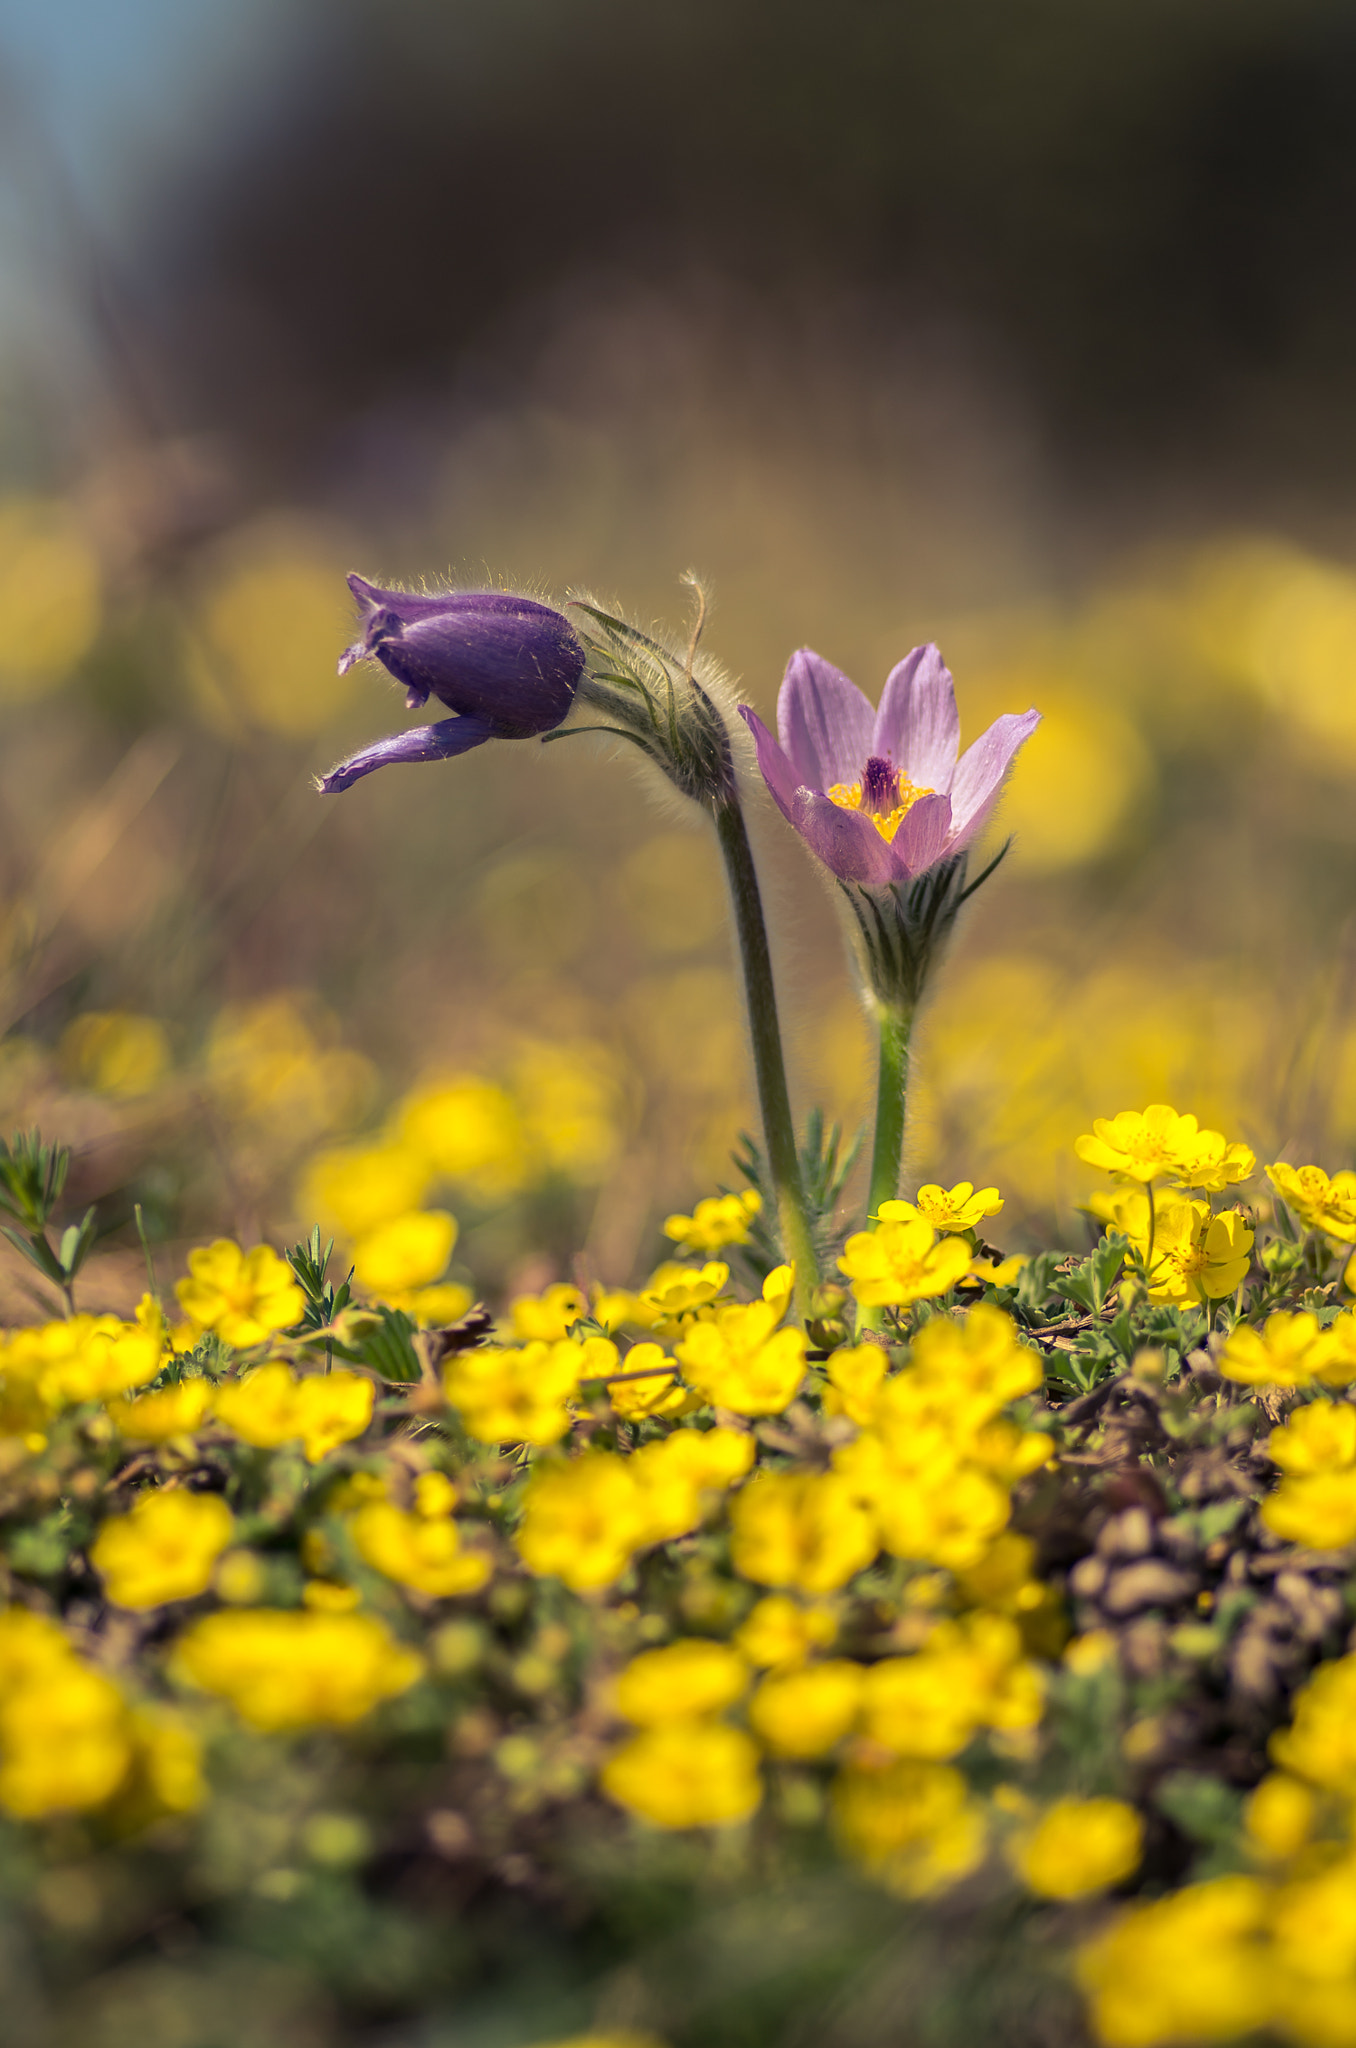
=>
[860,756,901,815]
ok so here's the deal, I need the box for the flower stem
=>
[868,1006,912,1221]
[713,795,819,1315]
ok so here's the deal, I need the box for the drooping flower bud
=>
[320,577,584,793]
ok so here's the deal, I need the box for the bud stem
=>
[868,1006,913,1222]
[713,795,820,1316]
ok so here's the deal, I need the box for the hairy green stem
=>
[713,796,819,1315]
[867,1007,912,1221]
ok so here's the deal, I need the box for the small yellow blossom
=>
[351,1499,491,1597]
[107,1378,214,1442]
[351,1209,458,1299]
[1011,1797,1143,1898]
[1270,1652,1356,1793]
[1219,1311,1340,1389]
[515,1452,650,1591]
[749,1660,864,1759]
[397,1076,528,1199]
[590,1286,660,1334]
[214,1365,373,1462]
[1267,1161,1356,1244]
[832,1757,986,1897]
[860,1613,1043,1759]
[1261,1469,1356,1550]
[601,1720,762,1829]
[509,1283,588,1342]
[675,1300,808,1416]
[292,1372,375,1461]
[1092,1189,1253,1304]
[734,1595,838,1669]
[176,1241,304,1347]
[639,1261,731,1332]
[91,1489,235,1609]
[627,1427,747,1544]
[171,1608,423,1728]
[0,1659,132,1818]
[301,1140,434,1239]
[612,1640,749,1725]
[890,1184,1003,1234]
[663,1190,762,1253]
[2,1314,162,1409]
[1075,1876,1272,2048]
[822,1343,889,1425]
[1076,1105,1254,1190]
[1244,1774,1315,1861]
[730,1472,877,1593]
[838,1212,972,1308]
[874,1465,1012,1570]
[122,1704,204,1818]
[445,1336,612,1445]
[1269,1401,1356,1475]
[607,1353,694,1421]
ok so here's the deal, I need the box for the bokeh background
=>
[2,0,1356,1316]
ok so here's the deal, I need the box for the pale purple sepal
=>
[741,643,1039,884]
[319,714,500,794]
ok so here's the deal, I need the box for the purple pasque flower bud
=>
[320,576,585,793]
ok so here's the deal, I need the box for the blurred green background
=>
[1,0,1355,1313]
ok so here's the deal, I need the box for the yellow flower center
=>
[828,766,935,844]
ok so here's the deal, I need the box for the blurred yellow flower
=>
[832,1757,986,1897]
[0,1657,130,1818]
[514,1452,650,1591]
[1261,1469,1356,1551]
[1075,1875,1271,2048]
[1218,1311,1341,1389]
[729,1472,877,1594]
[1010,1797,1143,1898]
[445,1337,609,1445]
[0,496,102,700]
[171,1608,423,1728]
[206,996,375,1148]
[397,1076,528,1200]
[675,1299,808,1416]
[838,1213,972,1308]
[107,1378,213,1443]
[301,1142,433,1240]
[748,1660,863,1759]
[188,523,355,736]
[859,1614,1042,1759]
[1244,1774,1315,1862]
[601,1720,762,1829]
[214,1365,373,1463]
[352,1210,458,1295]
[605,1342,692,1420]
[509,1283,588,1342]
[1271,1651,1356,1793]
[612,1641,749,1725]
[176,1241,304,1347]
[734,1595,838,1670]
[511,1039,624,1183]
[60,1012,171,1098]
[1267,1162,1356,1244]
[91,1488,235,1609]
[351,1500,491,1598]
[663,1190,762,1253]
[2,1314,162,1409]
[1268,1402,1356,1476]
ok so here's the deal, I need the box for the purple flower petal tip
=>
[319,714,501,794]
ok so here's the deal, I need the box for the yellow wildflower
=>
[822,1343,890,1425]
[1220,1311,1337,1389]
[1075,1876,1272,2048]
[663,1190,762,1253]
[214,1364,373,1461]
[0,1658,132,1818]
[0,1608,76,1687]
[444,1336,613,1445]
[515,1452,649,1591]
[122,1704,204,1819]
[729,1472,878,1593]
[832,1757,986,1897]
[397,1075,528,1199]
[1267,1161,1356,1244]
[107,1377,214,1442]
[601,1720,762,1829]
[860,1613,1043,1759]
[628,1426,751,1544]
[351,1500,491,1597]
[838,1212,972,1308]
[890,1184,1004,1234]
[1269,1401,1356,1475]
[734,1595,838,1669]
[351,1209,471,1321]
[874,1465,1012,1570]
[590,1286,660,1334]
[1270,1652,1356,1793]
[1010,1797,1143,1898]
[612,1641,750,1725]
[910,1303,1043,1408]
[91,1489,235,1609]
[1093,1189,1253,1304]
[292,1372,375,1461]
[301,1140,433,1238]
[171,1608,423,1728]
[1245,1774,1315,1861]
[639,1261,731,1333]
[509,1283,588,1342]
[3,1314,162,1409]
[675,1299,808,1416]
[1076,1105,1254,1190]
[176,1240,304,1347]
[606,1343,693,1420]
[749,1660,864,1759]
[1262,1469,1356,1550]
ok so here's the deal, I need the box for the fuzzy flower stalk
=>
[320,573,819,1307]
[742,647,1038,1222]
[560,587,819,1304]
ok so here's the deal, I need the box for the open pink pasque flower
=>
[739,645,1040,885]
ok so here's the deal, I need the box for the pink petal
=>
[740,706,804,823]
[885,792,954,879]
[872,645,960,792]
[740,709,895,883]
[776,649,876,790]
[946,710,1041,847]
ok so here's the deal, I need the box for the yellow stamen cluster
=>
[826,773,935,843]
